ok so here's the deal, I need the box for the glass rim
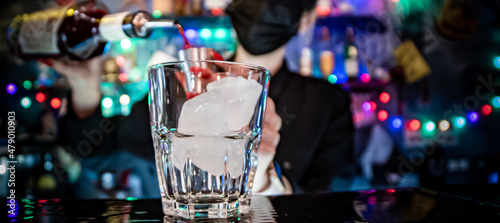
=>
[147,60,270,73]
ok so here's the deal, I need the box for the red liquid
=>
[175,23,191,49]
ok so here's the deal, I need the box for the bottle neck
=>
[99,11,175,41]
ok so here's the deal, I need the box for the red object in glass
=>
[190,67,212,79]
[379,92,390,103]
[482,104,492,116]
[408,119,421,131]
[176,23,191,49]
[186,92,200,100]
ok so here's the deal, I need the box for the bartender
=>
[54,0,355,196]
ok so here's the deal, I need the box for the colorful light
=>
[316,5,331,16]
[379,92,390,104]
[102,97,113,109]
[482,104,492,116]
[424,121,436,132]
[6,83,16,95]
[119,73,128,82]
[185,29,197,39]
[378,110,388,121]
[116,56,127,67]
[50,98,61,109]
[119,94,130,105]
[21,97,31,108]
[214,29,227,39]
[328,74,338,84]
[152,9,162,19]
[120,39,132,50]
[467,112,479,123]
[362,102,371,111]
[360,73,370,83]
[492,96,500,108]
[200,29,212,39]
[408,119,421,131]
[36,92,46,103]
[494,56,500,69]
[210,7,223,16]
[392,118,403,129]
[23,80,32,90]
[454,117,466,128]
[336,73,348,84]
[369,101,377,111]
[438,120,450,131]
[392,0,400,2]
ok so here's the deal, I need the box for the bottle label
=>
[99,11,130,41]
[18,5,69,54]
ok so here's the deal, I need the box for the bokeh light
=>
[408,119,421,131]
[378,110,388,121]
[50,98,61,109]
[116,56,127,67]
[102,97,113,109]
[467,112,479,123]
[214,29,227,39]
[369,101,377,111]
[362,102,371,112]
[200,29,212,39]
[152,9,162,19]
[392,118,403,129]
[482,104,492,116]
[120,39,132,49]
[185,29,197,39]
[454,117,466,128]
[6,83,16,95]
[210,7,223,16]
[379,92,390,104]
[438,120,450,131]
[119,94,130,105]
[360,73,370,83]
[36,92,46,103]
[492,96,500,108]
[23,80,32,90]
[494,56,500,69]
[424,121,436,132]
[316,5,331,16]
[119,73,128,82]
[328,74,338,84]
[21,97,31,108]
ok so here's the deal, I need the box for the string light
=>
[328,74,338,84]
[36,92,46,103]
[50,98,61,109]
[360,73,370,83]
[316,5,331,16]
[369,102,377,111]
[185,29,197,39]
[423,121,436,133]
[119,73,128,82]
[21,97,31,108]
[152,9,162,19]
[116,56,126,67]
[362,102,371,112]
[6,83,16,95]
[379,92,390,104]
[467,112,479,123]
[378,110,388,121]
[408,119,421,131]
[454,117,466,128]
[482,104,492,116]
[438,120,450,131]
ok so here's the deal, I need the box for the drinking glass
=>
[148,60,270,219]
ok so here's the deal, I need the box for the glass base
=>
[162,198,251,219]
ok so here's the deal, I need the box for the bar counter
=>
[5,184,500,222]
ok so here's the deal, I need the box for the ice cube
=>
[226,138,247,178]
[177,90,232,136]
[207,76,263,131]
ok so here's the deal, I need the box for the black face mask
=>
[226,0,317,55]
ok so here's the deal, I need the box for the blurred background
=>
[1,0,500,200]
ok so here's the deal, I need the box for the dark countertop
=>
[4,184,500,222]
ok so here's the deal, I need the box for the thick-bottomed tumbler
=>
[148,60,270,219]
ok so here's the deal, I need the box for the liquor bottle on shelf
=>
[319,26,334,80]
[7,0,177,61]
[344,27,359,78]
[300,47,313,77]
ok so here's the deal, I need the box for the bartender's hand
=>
[49,57,102,119]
